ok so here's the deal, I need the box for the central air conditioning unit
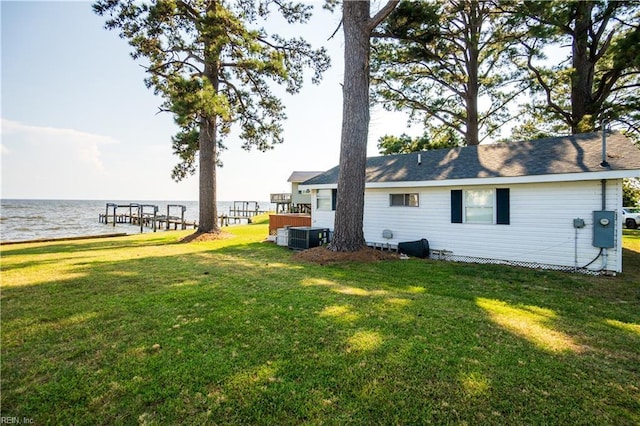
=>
[288,226,330,250]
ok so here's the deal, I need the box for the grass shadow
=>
[2,231,639,424]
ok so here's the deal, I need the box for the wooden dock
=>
[225,201,269,225]
[98,203,197,232]
[98,201,269,232]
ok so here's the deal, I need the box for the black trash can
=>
[398,238,430,258]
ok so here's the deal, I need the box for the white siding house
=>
[300,132,640,274]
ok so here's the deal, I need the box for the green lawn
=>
[2,221,639,425]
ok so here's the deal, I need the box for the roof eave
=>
[300,169,640,190]
[299,183,336,190]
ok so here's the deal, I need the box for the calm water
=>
[0,199,271,242]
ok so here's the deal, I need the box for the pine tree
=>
[512,0,640,138]
[371,0,524,146]
[94,0,329,234]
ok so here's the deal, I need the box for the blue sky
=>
[1,1,416,201]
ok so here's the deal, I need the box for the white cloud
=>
[1,118,119,173]
[0,118,126,198]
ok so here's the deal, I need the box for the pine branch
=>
[525,47,572,124]
[368,0,400,33]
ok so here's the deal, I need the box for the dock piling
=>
[99,200,266,233]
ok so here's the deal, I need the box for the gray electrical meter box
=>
[593,211,616,248]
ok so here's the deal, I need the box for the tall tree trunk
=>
[198,114,219,233]
[465,0,481,146]
[198,52,220,233]
[466,92,479,145]
[328,1,371,252]
[328,0,397,252]
[571,1,595,133]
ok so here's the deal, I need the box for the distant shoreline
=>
[0,233,129,246]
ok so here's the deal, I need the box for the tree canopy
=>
[511,0,640,139]
[373,0,640,152]
[377,125,462,155]
[371,0,524,146]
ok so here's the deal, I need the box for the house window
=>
[451,188,510,224]
[316,189,336,211]
[465,189,493,223]
[390,193,419,207]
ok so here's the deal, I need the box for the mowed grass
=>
[1,219,639,425]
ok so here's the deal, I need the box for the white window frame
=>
[390,193,419,207]
[464,189,494,224]
[316,189,333,211]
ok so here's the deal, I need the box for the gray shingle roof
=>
[302,132,640,186]
[287,171,324,183]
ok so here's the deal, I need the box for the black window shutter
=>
[496,188,510,225]
[331,189,337,211]
[451,190,463,223]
